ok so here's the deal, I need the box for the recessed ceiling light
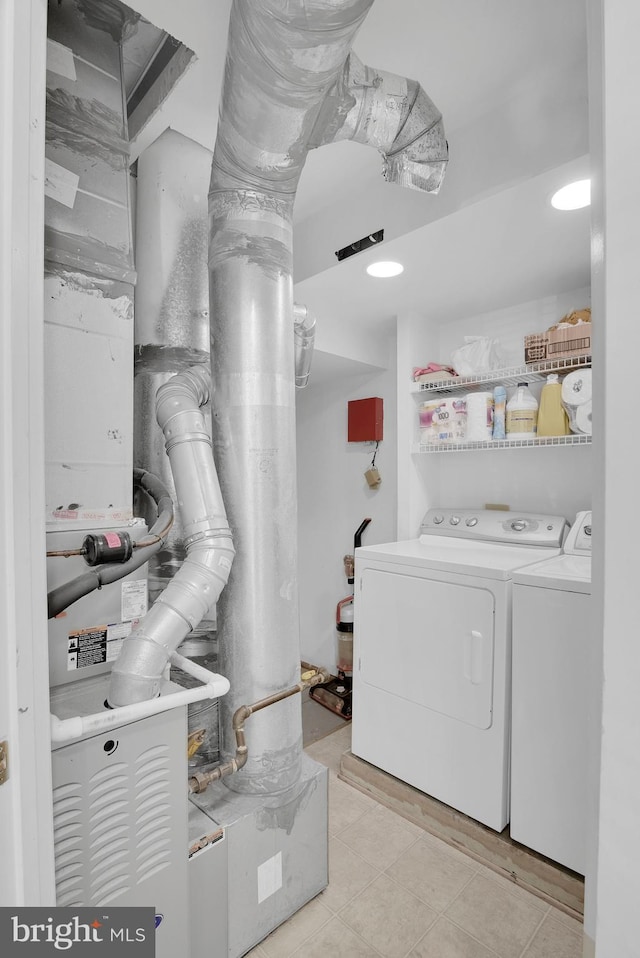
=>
[551,179,591,210]
[366,261,404,278]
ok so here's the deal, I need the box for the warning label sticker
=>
[67,621,138,671]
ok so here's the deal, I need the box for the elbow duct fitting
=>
[108,365,235,707]
[309,52,448,194]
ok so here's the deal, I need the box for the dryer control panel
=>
[420,508,568,548]
[564,510,592,555]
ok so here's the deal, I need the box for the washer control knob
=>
[450,515,460,526]
[433,514,444,525]
[466,517,478,527]
[511,519,527,532]
[584,525,592,536]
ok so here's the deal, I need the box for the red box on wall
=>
[348,397,384,442]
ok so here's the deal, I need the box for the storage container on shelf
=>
[492,386,507,440]
[537,374,570,437]
[506,382,538,440]
[465,392,493,441]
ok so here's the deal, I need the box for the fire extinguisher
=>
[336,596,355,679]
[336,518,371,681]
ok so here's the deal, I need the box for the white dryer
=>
[510,510,593,873]
[352,508,568,832]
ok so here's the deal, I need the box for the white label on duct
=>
[257,852,282,904]
[44,158,79,209]
[121,579,148,621]
[46,39,77,81]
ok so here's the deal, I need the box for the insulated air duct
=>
[209,0,447,794]
[108,365,234,706]
[134,130,213,609]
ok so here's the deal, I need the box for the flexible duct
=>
[209,0,447,794]
[108,365,234,706]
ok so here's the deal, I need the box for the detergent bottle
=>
[506,382,538,440]
[537,374,570,436]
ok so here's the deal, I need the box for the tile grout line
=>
[269,902,334,958]
[328,832,393,910]
[478,866,552,916]
[436,867,506,956]
[332,912,387,958]
[441,869,548,958]
[402,915,505,958]
[517,904,551,958]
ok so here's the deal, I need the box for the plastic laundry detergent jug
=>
[537,374,570,436]
[506,382,538,440]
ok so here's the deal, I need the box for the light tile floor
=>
[247,724,583,958]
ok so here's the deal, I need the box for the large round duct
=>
[209,0,447,796]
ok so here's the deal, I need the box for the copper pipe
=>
[45,520,175,559]
[46,548,85,558]
[188,668,331,794]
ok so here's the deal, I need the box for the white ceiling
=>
[126,0,591,338]
[293,0,588,224]
[296,153,592,335]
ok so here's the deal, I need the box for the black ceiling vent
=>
[335,229,384,262]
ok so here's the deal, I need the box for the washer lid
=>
[355,537,564,580]
[512,553,592,592]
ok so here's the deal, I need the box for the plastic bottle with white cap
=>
[506,382,538,440]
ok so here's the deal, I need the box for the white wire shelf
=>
[412,434,592,454]
[411,355,592,395]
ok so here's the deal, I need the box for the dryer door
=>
[358,568,495,729]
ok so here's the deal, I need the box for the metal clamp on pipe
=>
[188,667,330,794]
[50,651,230,744]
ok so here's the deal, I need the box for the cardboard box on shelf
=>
[524,333,549,364]
[524,307,592,364]
[547,323,592,360]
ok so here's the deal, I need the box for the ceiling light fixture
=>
[551,179,591,211]
[366,261,404,278]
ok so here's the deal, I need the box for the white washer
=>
[352,508,568,832]
[510,510,592,873]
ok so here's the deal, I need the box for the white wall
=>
[397,288,593,537]
[296,350,397,671]
[588,1,640,955]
